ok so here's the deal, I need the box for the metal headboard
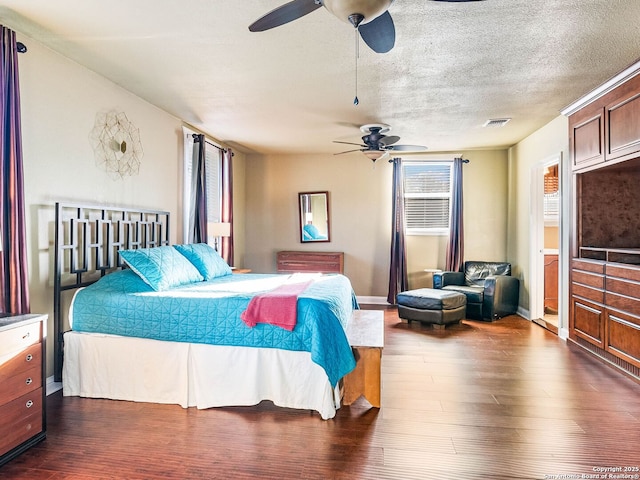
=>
[53,202,170,381]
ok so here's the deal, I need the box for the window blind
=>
[403,162,452,232]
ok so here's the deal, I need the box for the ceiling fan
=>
[334,124,428,162]
[249,0,484,54]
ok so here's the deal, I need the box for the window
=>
[403,161,452,235]
[182,127,222,243]
[543,164,559,225]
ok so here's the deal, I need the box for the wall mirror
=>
[299,191,330,243]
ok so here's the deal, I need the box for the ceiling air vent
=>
[483,118,511,128]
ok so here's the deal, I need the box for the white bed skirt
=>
[62,331,342,419]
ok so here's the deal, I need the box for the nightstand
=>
[232,268,252,274]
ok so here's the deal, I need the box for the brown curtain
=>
[445,157,465,272]
[387,157,408,304]
[220,147,234,266]
[0,26,29,313]
[189,134,208,243]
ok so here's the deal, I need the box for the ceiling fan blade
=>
[249,0,323,32]
[334,148,364,155]
[380,135,400,146]
[358,11,395,53]
[386,144,429,152]
[333,140,367,147]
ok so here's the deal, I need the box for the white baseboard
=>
[517,306,530,320]
[356,296,389,305]
[46,376,62,396]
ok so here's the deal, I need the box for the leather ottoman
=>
[397,288,466,329]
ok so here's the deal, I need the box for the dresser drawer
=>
[605,291,640,318]
[572,270,604,289]
[571,283,604,304]
[0,342,41,381]
[277,251,344,274]
[606,263,640,282]
[0,359,41,406]
[0,388,43,457]
[572,259,605,274]
[606,276,640,299]
[0,322,41,354]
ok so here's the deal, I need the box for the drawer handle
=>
[26,400,33,408]
[25,377,33,385]
[26,353,33,362]
[22,332,30,340]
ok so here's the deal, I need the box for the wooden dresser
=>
[277,251,344,274]
[0,313,47,467]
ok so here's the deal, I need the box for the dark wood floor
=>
[3,309,640,479]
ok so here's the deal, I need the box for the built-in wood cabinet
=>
[570,257,640,370]
[568,64,640,380]
[277,251,344,274]
[0,313,47,466]
[570,71,640,171]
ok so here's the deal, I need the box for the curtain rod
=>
[17,42,27,53]
[389,157,470,163]
[192,133,234,156]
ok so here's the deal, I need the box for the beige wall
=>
[244,149,509,297]
[507,115,569,317]
[544,226,559,249]
[15,31,245,378]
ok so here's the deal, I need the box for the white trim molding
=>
[356,296,389,305]
[561,59,640,116]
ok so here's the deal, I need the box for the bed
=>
[54,203,357,419]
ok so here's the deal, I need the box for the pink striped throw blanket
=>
[241,280,313,331]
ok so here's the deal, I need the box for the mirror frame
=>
[298,191,331,243]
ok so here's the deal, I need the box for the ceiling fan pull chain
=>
[353,27,359,106]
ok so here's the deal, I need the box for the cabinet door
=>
[605,74,640,162]
[544,255,558,313]
[606,309,640,369]
[570,103,604,171]
[571,297,605,348]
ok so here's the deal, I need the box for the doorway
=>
[530,155,561,335]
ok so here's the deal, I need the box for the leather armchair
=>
[433,261,519,321]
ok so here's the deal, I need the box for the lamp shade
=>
[362,149,385,161]
[323,0,393,24]
[208,222,231,237]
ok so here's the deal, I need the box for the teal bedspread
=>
[70,270,357,386]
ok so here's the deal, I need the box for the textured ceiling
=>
[2,1,640,156]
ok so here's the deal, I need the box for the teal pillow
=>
[119,246,204,291]
[173,243,232,280]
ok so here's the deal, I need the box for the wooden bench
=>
[342,309,384,408]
